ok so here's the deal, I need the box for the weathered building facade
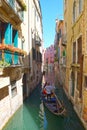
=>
[18,0,43,99]
[0,0,43,129]
[64,0,87,129]
[0,0,27,129]
[54,19,66,86]
[23,0,43,96]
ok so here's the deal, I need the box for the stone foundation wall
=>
[0,96,11,129]
[0,78,23,130]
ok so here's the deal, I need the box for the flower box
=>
[0,44,27,55]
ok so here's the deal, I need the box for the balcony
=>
[0,57,26,82]
[0,0,26,24]
[0,59,24,82]
[0,64,24,82]
[71,63,80,67]
[0,44,27,75]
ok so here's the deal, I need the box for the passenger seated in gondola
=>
[43,82,55,100]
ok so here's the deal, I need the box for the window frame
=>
[11,80,17,97]
[79,0,83,14]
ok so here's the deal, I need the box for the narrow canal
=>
[3,83,85,130]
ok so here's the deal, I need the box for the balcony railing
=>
[0,0,26,22]
[7,0,24,20]
[71,63,80,68]
[7,0,26,11]
[71,63,80,71]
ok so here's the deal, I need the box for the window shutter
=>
[4,23,12,63]
[63,50,66,57]
[14,30,18,64]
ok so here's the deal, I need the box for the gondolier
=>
[43,82,55,100]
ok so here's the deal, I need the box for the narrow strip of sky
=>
[40,0,63,48]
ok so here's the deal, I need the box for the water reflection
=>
[39,102,64,130]
[39,102,47,130]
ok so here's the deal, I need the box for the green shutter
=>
[14,30,18,64]
[63,50,66,56]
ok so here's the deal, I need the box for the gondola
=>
[42,92,66,116]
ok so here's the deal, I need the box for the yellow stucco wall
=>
[64,0,87,124]
[82,90,87,122]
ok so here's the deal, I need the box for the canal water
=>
[3,84,85,130]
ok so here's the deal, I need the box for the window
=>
[79,0,83,14]
[84,76,87,89]
[73,1,77,23]
[11,80,17,97]
[77,36,82,63]
[73,42,76,63]
[64,22,67,44]
[71,71,75,97]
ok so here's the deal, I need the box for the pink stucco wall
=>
[44,45,54,65]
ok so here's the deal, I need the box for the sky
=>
[40,0,64,48]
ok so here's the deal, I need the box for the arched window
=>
[79,0,83,13]
[73,1,77,23]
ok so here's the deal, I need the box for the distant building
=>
[54,19,66,86]
[44,45,54,73]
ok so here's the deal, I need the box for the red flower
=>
[0,44,5,49]
[0,43,27,55]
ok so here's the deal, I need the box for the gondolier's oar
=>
[54,93,62,107]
